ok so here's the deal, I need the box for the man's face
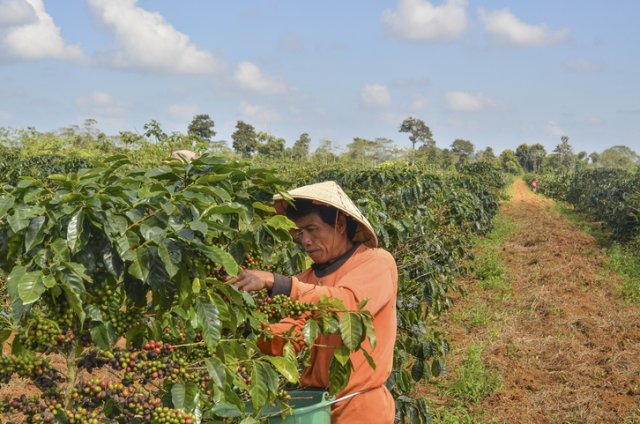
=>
[292,212,347,264]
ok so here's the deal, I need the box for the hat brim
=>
[273,181,378,248]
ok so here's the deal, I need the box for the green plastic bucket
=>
[258,390,335,424]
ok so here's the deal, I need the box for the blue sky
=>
[0,0,638,155]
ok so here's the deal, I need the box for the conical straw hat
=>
[273,181,378,248]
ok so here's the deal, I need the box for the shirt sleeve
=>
[290,250,396,315]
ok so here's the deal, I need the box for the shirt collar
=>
[311,242,360,277]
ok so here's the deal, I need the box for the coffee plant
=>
[0,155,375,423]
[539,168,640,241]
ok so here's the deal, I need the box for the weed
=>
[447,345,501,404]
[604,244,640,303]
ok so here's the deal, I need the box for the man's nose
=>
[300,231,312,246]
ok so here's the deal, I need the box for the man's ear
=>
[336,214,347,234]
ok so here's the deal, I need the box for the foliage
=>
[446,345,501,404]
[539,168,640,241]
[0,155,375,422]
[231,121,259,158]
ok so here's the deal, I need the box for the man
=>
[233,181,397,423]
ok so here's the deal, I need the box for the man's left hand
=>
[232,270,275,292]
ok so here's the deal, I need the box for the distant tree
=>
[529,143,546,173]
[314,139,337,164]
[599,145,640,170]
[451,139,475,163]
[553,135,575,173]
[515,144,532,172]
[499,149,522,174]
[399,117,435,164]
[256,132,286,157]
[188,114,216,141]
[372,137,393,163]
[477,147,497,165]
[119,131,144,150]
[291,133,311,160]
[231,120,258,158]
[143,120,168,144]
[437,148,457,170]
[589,152,600,166]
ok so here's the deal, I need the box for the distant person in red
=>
[531,178,538,193]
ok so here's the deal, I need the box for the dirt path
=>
[442,179,640,423]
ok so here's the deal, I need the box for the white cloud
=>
[410,94,428,112]
[167,103,199,120]
[0,0,36,25]
[478,8,570,47]
[77,90,127,116]
[88,0,218,74]
[444,90,495,112]
[381,0,468,42]
[547,120,565,137]
[0,0,83,61]
[564,58,603,74]
[361,84,391,108]
[238,101,279,125]
[234,61,288,95]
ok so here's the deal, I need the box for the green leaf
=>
[265,214,297,231]
[250,362,278,411]
[339,313,364,351]
[158,241,179,278]
[61,273,86,325]
[6,266,27,319]
[251,201,275,213]
[24,216,46,252]
[189,220,208,235]
[90,322,116,349]
[208,402,242,418]
[201,245,238,276]
[128,246,151,282]
[411,360,424,381]
[17,271,45,305]
[361,348,376,370]
[171,381,200,412]
[302,319,319,346]
[7,207,33,232]
[204,358,227,388]
[363,315,377,350]
[42,274,57,289]
[140,224,166,244]
[196,299,221,348]
[262,355,299,384]
[328,357,351,394]
[67,209,84,254]
[333,346,351,366]
[0,195,15,217]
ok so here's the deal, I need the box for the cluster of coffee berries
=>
[257,294,319,322]
[236,364,252,385]
[151,406,195,424]
[17,316,74,353]
[0,356,60,390]
[109,306,144,334]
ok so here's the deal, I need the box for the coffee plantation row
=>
[537,169,640,242]
[0,155,504,423]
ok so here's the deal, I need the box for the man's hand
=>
[232,270,275,292]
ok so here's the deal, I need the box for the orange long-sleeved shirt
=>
[259,244,398,423]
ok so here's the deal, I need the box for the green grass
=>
[554,202,640,304]
[447,345,502,404]
[604,244,640,303]
[473,214,516,294]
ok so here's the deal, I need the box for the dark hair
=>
[286,199,357,240]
